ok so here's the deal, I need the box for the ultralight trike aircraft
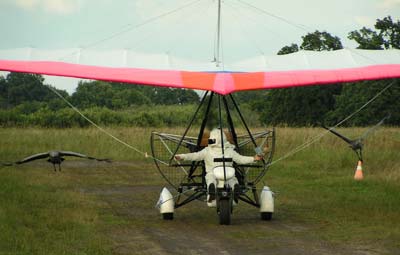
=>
[151,91,275,225]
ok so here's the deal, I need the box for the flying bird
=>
[4,151,111,171]
[322,115,390,161]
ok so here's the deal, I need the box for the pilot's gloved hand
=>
[254,155,263,161]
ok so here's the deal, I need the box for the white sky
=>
[0,0,399,93]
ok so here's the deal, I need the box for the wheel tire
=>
[219,199,231,225]
[162,213,173,220]
[261,212,272,221]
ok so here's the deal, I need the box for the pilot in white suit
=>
[175,128,262,202]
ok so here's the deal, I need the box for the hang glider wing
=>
[0,48,399,95]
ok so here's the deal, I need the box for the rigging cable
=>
[58,0,203,61]
[47,86,169,166]
[127,0,212,59]
[107,0,208,56]
[235,0,311,33]
[46,79,397,170]
[267,47,398,167]
[225,1,297,52]
[267,80,397,167]
[224,2,265,55]
[46,77,397,170]
[162,0,215,56]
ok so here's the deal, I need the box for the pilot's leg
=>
[227,177,240,203]
[227,176,239,187]
[205,173,216,203]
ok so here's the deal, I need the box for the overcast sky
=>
[1,0,399,93]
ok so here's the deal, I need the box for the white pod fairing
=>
[157,187,174,214]
[260,186,274,213]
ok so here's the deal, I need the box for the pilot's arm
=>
[231,150,261,164]
[175,148,207,162]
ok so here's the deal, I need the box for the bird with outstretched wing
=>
[322,115,390,161]
[2,151,111,171]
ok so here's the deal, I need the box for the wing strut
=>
[229,94,258,148]
[169,91,210,165]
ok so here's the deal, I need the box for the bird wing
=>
[59,151,89,158]
[91,157,112,162]
[60,151,111,162]
[322,125,354,145]
[359,114,390,141]
[16,152,49,164]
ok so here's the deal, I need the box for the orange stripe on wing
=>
[231,72,265,92]
[181,71,216,91]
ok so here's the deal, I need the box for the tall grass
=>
[1,127,398,181]
[0,127,399,253]
[0,168,110,255]
[263,127,400,249]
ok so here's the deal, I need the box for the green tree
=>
[146,87,199,105]
[0,75,6,108]
[112,89,151,109]
[2,72,68,108]
[335,16,400,126]
[258,31,342,126]
[72,81,199,108]
[277,43,299,55]
[349,16,400,49]
[300,30,343,51]
[327,79,400,126]
[174,89,200,104]
[71,81,115,109]
[375,16,400,49]
[348,27,384,49]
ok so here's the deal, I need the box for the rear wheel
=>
[162,213,173,220]
[261,212,272,221]
[219,199,231,225]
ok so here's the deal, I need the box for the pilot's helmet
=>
[208,128,227,146]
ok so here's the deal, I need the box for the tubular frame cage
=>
[150,92,275,209]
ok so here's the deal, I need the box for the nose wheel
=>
[162,213,174,220]
[260,212,272,221]
[218,199,232,225]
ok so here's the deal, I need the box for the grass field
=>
[0,127,399,254]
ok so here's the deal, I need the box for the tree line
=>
[236,16,400,126]
[0,74,202,127]
[0,16,399,127]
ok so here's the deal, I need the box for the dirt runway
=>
[81,183,384,255]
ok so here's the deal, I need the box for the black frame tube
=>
[229,94,258,147]
[175,190,206,209]
[222,96,239,148]
[238,193,260,207]
[196,92,214,147]
[169,91,209,165]
[217,95,227,182]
